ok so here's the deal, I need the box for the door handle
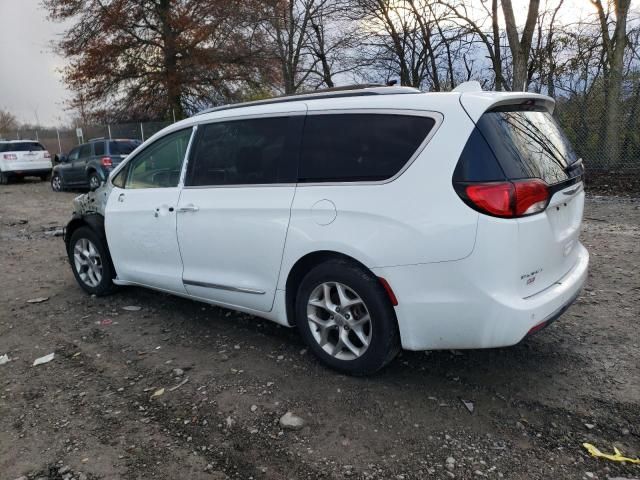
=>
[177,204,199,213]
[118,193,125,202]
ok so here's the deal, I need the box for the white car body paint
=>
[84,86,587,350]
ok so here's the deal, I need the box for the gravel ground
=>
[1,180,639,480]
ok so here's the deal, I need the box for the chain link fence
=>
[1,103,638,172]
[0,121,172,159]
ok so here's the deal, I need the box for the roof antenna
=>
[386,79,398,86]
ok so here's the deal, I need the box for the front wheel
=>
[68,226,117,296]
[295,259,400,375]
[51,173,63,192]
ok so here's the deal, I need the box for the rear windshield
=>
[109,140,139,155]
[0,142,45,152]
[475,110,579,185]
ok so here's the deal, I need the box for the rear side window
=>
[1,142,45,152]
[187,117,295,186]
[299,114,435,182]
[79,144,92,158]
[94,142,105,156]
[109,140,139,155]
[469,110,580,185]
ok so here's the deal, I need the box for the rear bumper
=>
[1,160,52,175]
[373,243,589,351]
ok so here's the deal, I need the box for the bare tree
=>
[502,0,541,91]
[0,109,18,135]
[592,0,633,165]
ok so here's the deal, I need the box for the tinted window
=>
[94,142,105,156]
[109,140,139,155]
[453,128,506,182]
[476,110,580,185]
[0,142,45,152]
[187,117,292,186]
[68,147,80,161]
[299,114,435,182]
[126,129,192,188]
[78,144,92,158]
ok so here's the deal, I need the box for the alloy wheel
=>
[306,282,372,361]
[51,175,62,191]
[89,174,101,190]
[73,238,103,288]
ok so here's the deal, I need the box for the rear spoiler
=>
[459,92,555,123]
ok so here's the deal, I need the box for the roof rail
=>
[88,137,106,142]
[194,84,421,117]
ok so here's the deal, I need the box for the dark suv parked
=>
[51,138,140,191]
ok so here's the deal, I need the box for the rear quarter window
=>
[299,114,435,182]
[109,140,139,155]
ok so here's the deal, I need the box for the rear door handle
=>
[177,204,199,213]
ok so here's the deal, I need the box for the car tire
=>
[88,172,101,190]
[51,173,63,192]
[0,171,8,185]
[295,259,400,375]
[68,226,117,296]
[40,173,51,182]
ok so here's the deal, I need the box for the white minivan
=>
[64,84,588,375]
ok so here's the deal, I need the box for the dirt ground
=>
[1,180,639,480]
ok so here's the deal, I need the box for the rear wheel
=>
[88,172,101,190]
[295,259,400,375]
[68,226,117,296]
[51,173,63,192]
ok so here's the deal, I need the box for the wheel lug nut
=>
[345,314,350,319]
[335,307,340,313]
[330,315,334,320]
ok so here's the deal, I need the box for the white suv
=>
[63,84,588,375]
[0,140,52,184]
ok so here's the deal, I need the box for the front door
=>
[176,112,304,312]
[105,127,194,293]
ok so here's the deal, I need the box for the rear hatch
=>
[455,97,585,297]
[107,140,139,167]
[2,141,49,165]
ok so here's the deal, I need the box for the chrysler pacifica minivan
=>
[63,83,588,374]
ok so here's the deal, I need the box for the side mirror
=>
[55,154,67,164]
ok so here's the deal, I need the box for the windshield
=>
[109,140,139,155]
[0,142,45,152]
[477,110,579,185]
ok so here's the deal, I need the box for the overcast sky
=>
[0,0,622,128]
[0,0,69,126]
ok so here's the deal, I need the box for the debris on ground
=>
[150,388,165,399]
[26,297,49,304]
[169,377,189,391]
[582,443,640,464]
[100,319,113,326]
[123,305,142,311]
[460,398,475,414]
[0,354,10,365]
[279,412,305,430]
[32,353,55,366]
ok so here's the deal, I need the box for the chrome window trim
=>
[181,108,443,190]
[183,278,265,295]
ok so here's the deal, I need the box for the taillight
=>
[44,151,51,159]
[3,154,17,160]
[459,179,549,218]
[101,156,113,167]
